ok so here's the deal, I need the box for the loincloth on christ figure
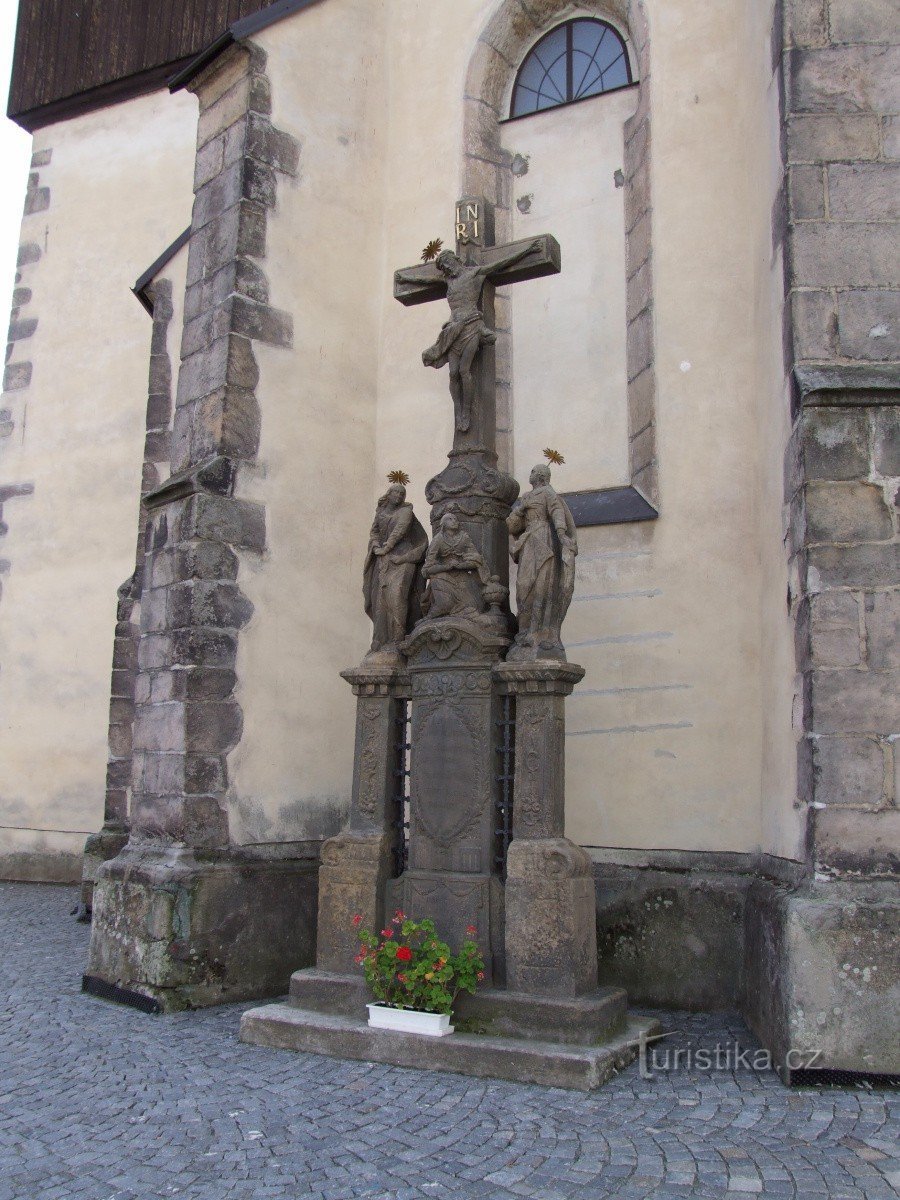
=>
[422,311,496,369]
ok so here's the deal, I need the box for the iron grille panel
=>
[392,700,411,876]
[494,693,516,878]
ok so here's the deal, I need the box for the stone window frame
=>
[463,0,657,526]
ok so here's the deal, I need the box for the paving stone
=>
[1,883,898,1199]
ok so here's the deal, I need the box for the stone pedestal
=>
[313,666,409,974]
[493,661,597,997]
[84,843,318,1012]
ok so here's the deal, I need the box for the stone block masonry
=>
[79,278,177,915]
[85,41,316,1010]
[739,1,900,1080]
[783,0,900,388]
[0,152,45,863]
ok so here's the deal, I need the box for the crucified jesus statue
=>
[396,241,541,434]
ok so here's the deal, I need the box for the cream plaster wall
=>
[227,0,800,857]
[228,1,391,843]
[509,85,638,492]
[0,88,197,869]
[561,0,799,855]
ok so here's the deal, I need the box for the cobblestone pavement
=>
[1,882,897,1200]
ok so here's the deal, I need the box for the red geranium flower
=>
[466,925,477,935]
[393,909,406,924]
[381,928,393,938]
[396,945,413,962]
[352,914,363,927]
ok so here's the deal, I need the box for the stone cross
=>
[393,196,561,457]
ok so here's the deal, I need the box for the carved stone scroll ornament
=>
[507,464,578,662]
[363,483,428,660]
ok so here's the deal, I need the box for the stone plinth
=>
[84,843,317,1012]
[492,660,598,997]
[240,1004,659,1092]
[302,666,409,979]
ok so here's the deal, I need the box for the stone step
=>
[239,1003,660,1092]
[288,968,630,1045]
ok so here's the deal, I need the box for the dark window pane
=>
[601,55,629,91]
[511,18,632,117]
[571,19,605,56]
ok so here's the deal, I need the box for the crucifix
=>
[393,196,561,458]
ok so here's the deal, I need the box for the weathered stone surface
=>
[786,0,828,49]
[804,480,893,543]
[810,667,900,734]
[86,846,318,1011]
[865,590,900,669]
[871,407,900,475]
[2,362,32,391]
[597,863,748,1010]
[179,494,266,552]
[505,839,598,997]
[829,0,899,44]
[807,539,900,588]
[815,806,899,874]
[789,45,900,115]
[828,162,900,221]
[239,1004,658,1093]
[788,113,881,161]
[790,222,898,287]
[744,879,900,1078]
[837,288,900,361]
[812,734,887,807]
[314,833,393,974]
[800,407,869,479]
[788,163,825,218]
[799,590,862,668]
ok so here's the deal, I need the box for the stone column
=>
[742,0,899,1080]
[493,662,598,997]
[314,667,410,974]
[84,43,313,1012]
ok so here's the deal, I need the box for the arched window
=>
[510,19,632,118]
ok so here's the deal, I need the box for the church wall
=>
[0,88,197,882]
[224,1,391,844]
[225,0,800,863]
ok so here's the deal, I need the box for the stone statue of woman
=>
[363,483,428,658]
[507,464,577,661]
[422,512,490,620]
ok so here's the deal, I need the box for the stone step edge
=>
[239,1004,661,1092]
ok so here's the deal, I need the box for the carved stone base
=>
[315,832,394,974]
[390,869,506,984]
[505,838,599,997]
[84,842,317,1012]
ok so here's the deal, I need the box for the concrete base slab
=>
[239,1003,660,1091]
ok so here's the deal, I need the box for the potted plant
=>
[353,910,485,1037]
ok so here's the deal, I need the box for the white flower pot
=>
[366,1003,454,1037]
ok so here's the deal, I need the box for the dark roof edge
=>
[9,57,194,133]
[132,226,192,314]
[169,0,325,93]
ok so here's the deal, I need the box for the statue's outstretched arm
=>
[479,239,542,278]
